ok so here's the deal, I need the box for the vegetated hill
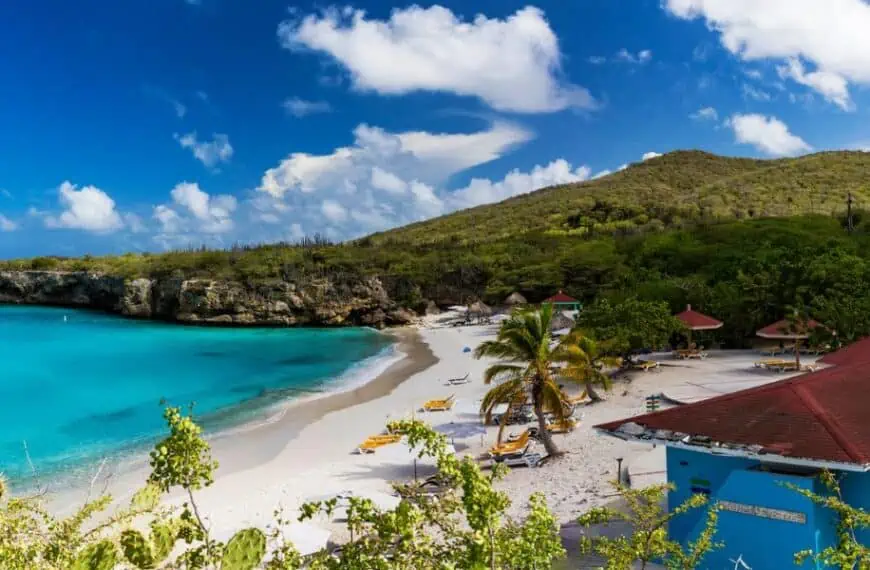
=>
[366,150,870,246]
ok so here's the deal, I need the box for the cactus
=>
[120,522,177,569]
[220,528,266,570]
[72,540,118,570]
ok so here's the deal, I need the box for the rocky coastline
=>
[0,271,417,328]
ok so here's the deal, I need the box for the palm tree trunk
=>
[532,386,560,456]
[585,381,603,402]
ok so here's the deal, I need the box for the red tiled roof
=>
[820,337,870,367]
[756,318,822,339]
[597,344,870,465]
[675,305,723,330]
[544,290,579,304]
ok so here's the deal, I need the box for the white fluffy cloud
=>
[154,182,237,237]
[44,181,124,232]
[279,5,595,113]
[253,121,589,239]
[447,160,591,210]
[175,132,234,168]
[283,97,332,117]
[0,214,16,232]
[258,121,531,199]
[728,113,812,157]
[690,107,718,121]
[777,59,852,110]
[642,151,663,161]
[663,0,870,110]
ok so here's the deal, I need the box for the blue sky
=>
[2,0,869,258]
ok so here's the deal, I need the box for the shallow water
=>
[0,306,394,480]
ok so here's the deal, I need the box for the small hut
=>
[467,301,493,324]
[425,300,441,316]
[503,292,528,307]
[543,290,581,313]
[549,311,576,335]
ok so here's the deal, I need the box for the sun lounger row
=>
[673,349,708,360]
[753,359,818,373]
[423,394,455,412]
[357,433,402,454]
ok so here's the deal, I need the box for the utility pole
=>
[847,191,855,232]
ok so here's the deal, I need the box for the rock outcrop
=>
[0,271,417,328]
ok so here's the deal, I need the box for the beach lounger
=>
[630,360,659,372]
[546,418,578,434]
[490,432,530,456]
[754,359,789,369]
[445,373,470,385]
[495,451,543,468]
[356,434,402,454]
[423,394,456,412]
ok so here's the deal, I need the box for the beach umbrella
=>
[756,316,822,367]
[434,421,487,440]
[504,292,528,307]
[283,522,331,556]
[675,304,723,348]
[375,441,456,480]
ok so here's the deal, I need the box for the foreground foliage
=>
[0,408,565,569]
[577,483,721,570]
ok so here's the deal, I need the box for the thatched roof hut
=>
[504,292,528,306]
[550,311,576,333]
[468,300,493,316]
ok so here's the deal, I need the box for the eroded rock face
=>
[0,271,416,328]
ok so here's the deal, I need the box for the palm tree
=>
[475,304,567,457]
[552,332,622,402]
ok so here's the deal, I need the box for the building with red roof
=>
[595,338,870,569]
[542,290,581,312]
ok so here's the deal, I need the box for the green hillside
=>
[368,150,870,245]
[5,150,870,345]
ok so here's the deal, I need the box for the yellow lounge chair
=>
[547,418,578,434]
[490,431,530,456]
[365,434,402,444]
[754,359,789,369]
[423,394,456,412]
[357,434,402,454]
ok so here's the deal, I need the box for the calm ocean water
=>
[0,305,395,480]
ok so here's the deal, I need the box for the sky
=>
[2,0,870,258]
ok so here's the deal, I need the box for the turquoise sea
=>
[0,306,395,481]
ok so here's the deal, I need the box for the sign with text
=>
[719,500,806,524]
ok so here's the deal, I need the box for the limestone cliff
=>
[0,271,417,327]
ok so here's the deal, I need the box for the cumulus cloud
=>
[742,84,772,102]
[690,107,718,121]
[258,121,532,199]
[663,0,870,110]
[175,132,234,168]
[0,214,16,232]
[642,151,663,161]
[615,49,653,64]
[283,97,333,117]
[154,182,237,238]
[777,59,852,110]
[279,5,595,113]
[728,113,812,157]
[44,181,124,232]
[253,121,589,239]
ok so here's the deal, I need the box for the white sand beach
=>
[47,311,818,552]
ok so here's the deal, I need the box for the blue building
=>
[596,339,870,569]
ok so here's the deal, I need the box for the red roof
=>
[756,318,822,339]
[544,290,579,304]
[675,305,723,330]
[820,337,870,367]
[597,337,870,465]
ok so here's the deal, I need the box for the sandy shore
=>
[46,312,809,552]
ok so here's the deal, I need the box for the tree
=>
[0,409,566,570]
[553,331,622,402]
[576,298,683,359]
[577,483,721,570]
[474,304,569,456]
[790,471,870,569]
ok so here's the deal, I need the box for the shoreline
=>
[46,326,437,516]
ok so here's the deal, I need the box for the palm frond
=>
[480,378,525,422]
[539,381,568,422]
[482,363,525,385]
